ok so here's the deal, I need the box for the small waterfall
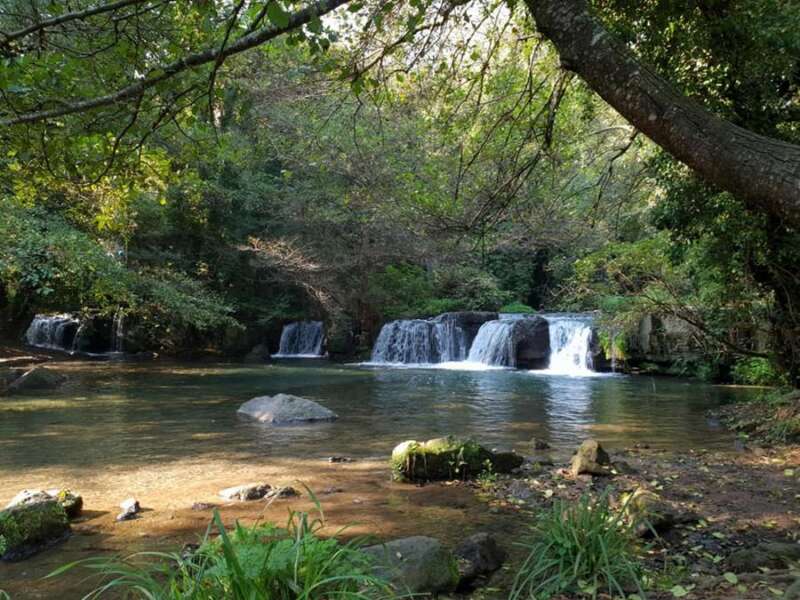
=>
[111,308,125,353]
[24,314,80,351]
[274,321,325,357]
[544,315,594,374]
[466,320,514,366]
[370,318,469,364]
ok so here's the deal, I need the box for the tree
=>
[2,0,799,225]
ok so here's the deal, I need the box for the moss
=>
[391,436,521,482]
[0,500,70,561]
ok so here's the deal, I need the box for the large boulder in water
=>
[237,394,338,424]
[390,436,523,482]
[0,499,70,561]
[6,366,65,394]
[363,536,459,594]
[510,317,550,369]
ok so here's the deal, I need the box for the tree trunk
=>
[524,0,800,227]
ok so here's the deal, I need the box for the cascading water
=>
[111,308,125,353]
[24,314,80,351]
[466,321,514,366]
[274,321,325,357]
[543,315,594,374]
[370,318,469,364]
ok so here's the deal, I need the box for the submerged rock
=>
[6,366,66,394]
[219,483,271,501]
[390,436,523,482]
[237,394,338,425]
[363,536,459,594]
[265,486,299,500]
[454,533,507,587]
[570,439,611,477]
[116,497,141,521]
[0,500,70,561]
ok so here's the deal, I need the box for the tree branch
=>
[1,0,350,126]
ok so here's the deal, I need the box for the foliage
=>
[510,493,644,600]
[50,508,392,600]
[499,302,535,314]
[731,358,785,387]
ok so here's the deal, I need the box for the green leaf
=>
[671,585,690,597]
[266,2,290,28]
[723,572,738,584]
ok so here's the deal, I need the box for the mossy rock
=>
[0,499,70,561]
[390,436,522,482]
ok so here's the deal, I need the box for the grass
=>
[510,493,645,600]
[50,496,394,600]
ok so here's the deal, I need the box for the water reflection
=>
[0,362,757,475]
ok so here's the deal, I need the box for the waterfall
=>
[274,321,325,357]
[24,314,80,352]
[466,320,514,366]
[544,315,594,374]
[370,318,469,364]
[111,308,125,353]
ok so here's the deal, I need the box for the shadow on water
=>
[0,361,757,472]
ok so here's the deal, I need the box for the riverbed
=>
[0,361,759,597]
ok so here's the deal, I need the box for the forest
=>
[1,1,799,599]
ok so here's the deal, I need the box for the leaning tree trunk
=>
[524,0,800,228]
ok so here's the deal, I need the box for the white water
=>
[24,314,80,351]
[466,320,515,366]
[111,308,125,353]
[542,315,594,375]
[273,321,325,357]
[370,318,468,364]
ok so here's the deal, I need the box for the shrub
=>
[731,357,784,386]
[499,302,535,314]
[510,493,644,600]
[51,507,392,599]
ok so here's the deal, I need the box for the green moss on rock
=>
[390,436,522,482]
[0,499,70,561]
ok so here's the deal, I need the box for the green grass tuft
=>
[510,493,645,600]
[50,500,394,600]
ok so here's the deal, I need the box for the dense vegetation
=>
[1,0,798,383]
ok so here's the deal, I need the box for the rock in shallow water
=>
[6,366,65,394]
[219,483,271,501]
[363,536,459,594]
[116,497,141,521]
[237,394,338,425]
[390,436,523,482]
[6,488,83,519]
[0,500,70,561]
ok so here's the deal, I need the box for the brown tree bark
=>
[524,0,800,227]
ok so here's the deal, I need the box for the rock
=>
[0,499,70,561]
[454,533,507,588]
[116,497,141,521]
[507,480,535,501]
[265,486,299,500]
[612,460,638,475]
[570,439,611,477]
[219,483,271,501]
[530,438,550,450]
[243,343,271,364]
[0,368,23,395]
[785,578,800,600]
[7,366,66,394]
[511,317,551,369]
[623,489,680,536]
[327,456,355,463]
[237,394,338,425]
[321,487,344,495]
[363,536,459,594]
[47,489,83,519]
[6,489,83,519]
[728,542,800,573]
[390,437,523,482]
[191,502,218,511]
